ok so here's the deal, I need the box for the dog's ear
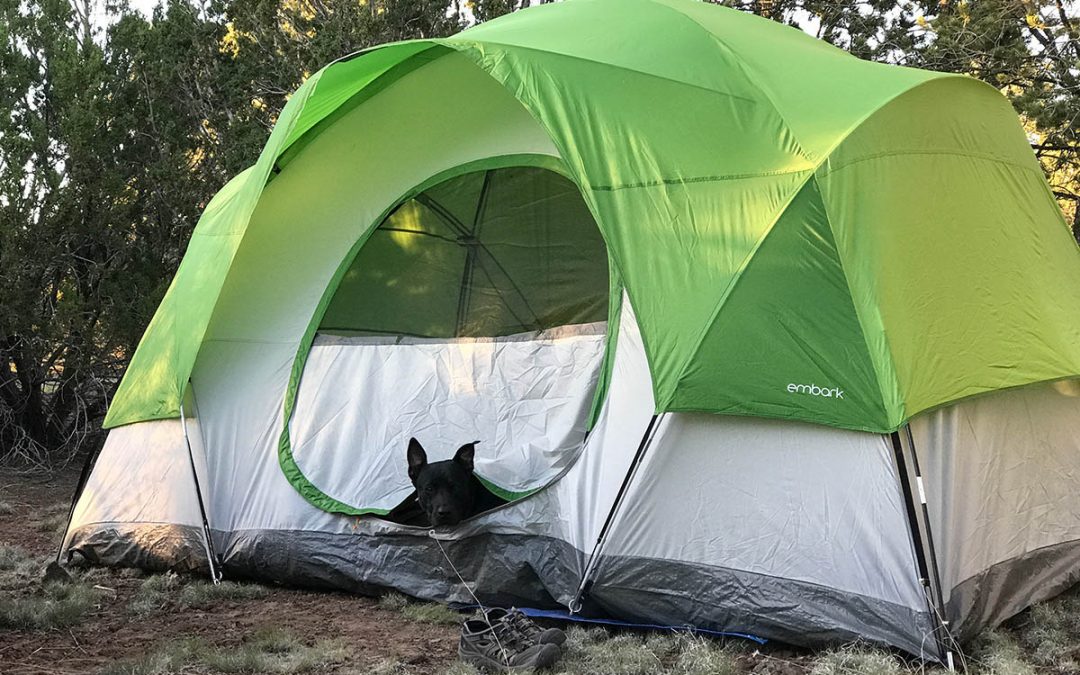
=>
[453,441,479,473]
[407,438,427,483]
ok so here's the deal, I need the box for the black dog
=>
[387,438,506,527]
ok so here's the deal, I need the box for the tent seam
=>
[588,166,811,191]
[948,536,1080,595]
[439,38,760,104]
[660,170,816,410]
[818,148,1045,178]
[814,175,905,430]
[636,0,816,164]
[597,549,927,615]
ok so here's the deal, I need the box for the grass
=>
[401,601,463,625]
[128,571,180,615]
[0,500,15,515]
[129,572,268,615]
[808,644,905,675]
[1012,584,1080,672]
[0,529,1069,675]
[0,544,47,593]
[378,591,410,611]
[178,578,268,608]
[441,626,746,675]
[0,543,110,630]
[0,543,31,571]
[100,627,350,675]
[33,503,69,535]
[0,580,102,630]
[379,591,463,625]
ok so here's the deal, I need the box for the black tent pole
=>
[889,430,957,669]
[571,413,661,613]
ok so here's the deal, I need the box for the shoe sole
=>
[458,643,560,672]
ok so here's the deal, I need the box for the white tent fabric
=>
[63,285,1080,660]
[909,378,1080,637]
[600,414,924,610]
[66,419,207,534]
[62,415,213,571]
[291,324,607,510]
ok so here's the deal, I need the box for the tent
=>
[62,0,1080,663]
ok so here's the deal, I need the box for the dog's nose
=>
[434,509,457,524]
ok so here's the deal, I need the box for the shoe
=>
[483,607,567,647]
[459,618,561,672]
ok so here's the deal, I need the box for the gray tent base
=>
[946,539,1080,643]
[73,521,1079,660]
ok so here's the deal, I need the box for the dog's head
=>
[406,437,481,527]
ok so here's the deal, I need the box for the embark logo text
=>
[786,383,845,399]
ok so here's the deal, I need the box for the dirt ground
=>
[0,468,459,675]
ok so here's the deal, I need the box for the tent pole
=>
[454,169,494,336]
[570,413,661,613]
[889,430,957,669]
[903,425,962,670]
[180,383,222,583]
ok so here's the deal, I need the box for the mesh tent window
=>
[321,165,609,338]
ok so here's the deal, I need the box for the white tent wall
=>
[65,414,212,572]
[587,414,937,657]
[908,379,1080,641]
[291,325,608,512]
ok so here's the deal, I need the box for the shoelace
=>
[492,617,536,651]
[506,609,540,637]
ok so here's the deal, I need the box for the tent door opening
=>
[281,163,613,517]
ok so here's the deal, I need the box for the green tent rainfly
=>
[105,0,1080,434]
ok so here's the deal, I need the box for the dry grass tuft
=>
[808,643,904,675]
[0,580,102,630]
[100,627,349,674]
[129,572,268,615]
